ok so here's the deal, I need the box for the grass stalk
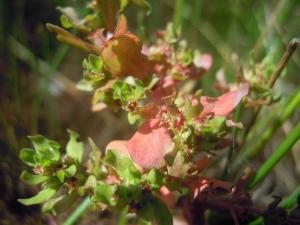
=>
[243,38,300,138]
[248,120,300,189]
[173,0,184,30]
[63,197,92,225]
[248,185,300,225]
[232,86,300,172]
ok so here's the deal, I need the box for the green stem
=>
[243,38,300,139]
[232,86,300,172]
[222,103,242,179]
[248,120,300,189]
[173,0,184,30]
[63,197,92,225]
[248,185,300,225]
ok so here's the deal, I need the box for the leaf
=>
[18,188,57,205]
[104,149,141,184]
[56,170,66,182]
[128,112,141,125]
[167,151,189,177]
[183,98,200,121]
[152,197,173,225]
[60,15,72,29]
[66,130,84,163]
[83,175,98,189]
[137,202,154,225]
[126,118,174,169]
[19,148,35,167]
[76,79,93,91]
[65,165,77,177]
[94,182,116,205]
[201,116,226,136]
[113,79,145,105]
[120,0,129,11]
[42,191,78,214]
[200,83,249,117]
[102,33,148,79]
[46,23,101,54]
[114,14,128,35]
[20,171,49,185]
[28,135,61,167]
[83,54,103,73]
[146,169,164,190]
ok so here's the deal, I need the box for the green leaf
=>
[66,130,84,163]
[88,138,105,178]
[116,184,142,203]
[56,170,66,182]
[183,99,199,121]
[167,150,189,177]
[76,79,93,92]
[18,188,57,205]
[133,79,145,99]
[60,15,72,29]
[28,135,61,167]
[128,112,141,125]
[19,148,35,167]
[94,182,116,206]
[42,191,78,214]
[83,175,98,189]
[200,116,226,136]
[120,0,129,10]
[104,150,141,184]
[146,169,164,190]
[152,197,173,225]
[83,54,103,73]
[20,171,49,185]
[137,202,154,225]
[65,165,77,177]
[113,79,145,105]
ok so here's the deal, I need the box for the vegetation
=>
[1,0,300,225]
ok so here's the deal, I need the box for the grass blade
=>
[248,120,300,189]
[63,197,92,225]
[173,0,184,30]
[248,185,300,225]
[232,86,300,173]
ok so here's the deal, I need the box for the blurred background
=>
[1,0,300,224]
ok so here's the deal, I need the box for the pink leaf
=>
[200,83,249,117]
[126,118,174,169]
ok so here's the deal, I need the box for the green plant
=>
[18,1,300,225]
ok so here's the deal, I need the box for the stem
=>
[173,0,184,30]
[232,86,300,172]
[248,120,300,189]
[243,38,300,138]
[63,197,92,225]
[222,103,242,179]
[280,185,300,209]
[248,185,300,225]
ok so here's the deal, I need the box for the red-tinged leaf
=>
[102,33,149,78]
[184,177,233,198]
[106,140,129,156]
[194,53,213,71]
[159,185,176,208]
[114,14,128,35]
[200,83,250,117]
[126,118,174,169]
[150,77,175,104]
